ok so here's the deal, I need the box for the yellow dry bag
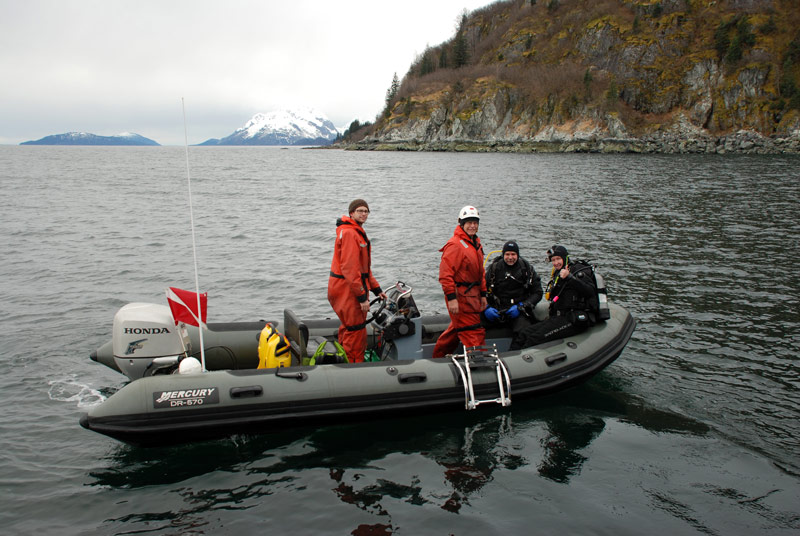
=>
[257,324,291,369]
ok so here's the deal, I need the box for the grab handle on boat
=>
[276,371,308,382]
[545,353,568,366]
[398,372,427,384]
[230,386,263,399]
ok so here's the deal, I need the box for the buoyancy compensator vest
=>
[304,336,348,365]
[258,324,291,368]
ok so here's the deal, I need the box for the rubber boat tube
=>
[80,294,635,447]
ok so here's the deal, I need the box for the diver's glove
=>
[484,307,500,322]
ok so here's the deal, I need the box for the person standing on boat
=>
[432,206,488,358]
[328,199,386,363]
[483,240,542,336]
[508,245,596,350]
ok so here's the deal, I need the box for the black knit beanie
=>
[502,240,520,255]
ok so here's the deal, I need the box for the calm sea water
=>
[0,146,798,535]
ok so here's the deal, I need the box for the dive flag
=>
[166,287,208,327]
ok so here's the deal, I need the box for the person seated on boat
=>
[328,199,387,363]
[483,240,542,336]
[432,205,488,358]
[508,245,596,350]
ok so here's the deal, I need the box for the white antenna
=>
[181,98,207,371]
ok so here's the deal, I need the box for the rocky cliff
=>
[349,0,800,153]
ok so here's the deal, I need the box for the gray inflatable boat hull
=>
[81,303,634,447]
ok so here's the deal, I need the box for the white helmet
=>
[458,205,480,223]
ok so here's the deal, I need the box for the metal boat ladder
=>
[450,345,511,410]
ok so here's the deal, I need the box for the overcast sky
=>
[0,0,490,146]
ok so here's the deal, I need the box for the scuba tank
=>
[593,270,611,321]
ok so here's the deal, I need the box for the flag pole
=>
[182,98,207,371]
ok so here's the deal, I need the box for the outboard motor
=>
[112,303,189,379]
[372,281,423,360]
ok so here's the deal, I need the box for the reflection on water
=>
[88,379,722,534]
[537,411,604,484]
[97,381,792,536]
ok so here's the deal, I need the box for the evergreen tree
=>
[583,68,593,98]
[787,32,800,62]
[714,21,731,59]
[759,15,777,35]
[652,2,662,17]
[439,47,449,69]
[724,17,755,63]
[726,35,743,62]
[779,58,799,109]
[453,31,469,68]
[606,79,619,103]
[736,17,755,47]
[453,11,469,68]
[384,73,400,118]
[420,48,435,75]
[386,73,399,104]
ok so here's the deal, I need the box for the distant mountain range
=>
[21,109,341,147]
[20,132,159,146]
[198,109,339,146]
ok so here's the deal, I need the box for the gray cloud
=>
[1,0,486,145]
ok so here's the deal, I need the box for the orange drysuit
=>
[432,225,487,358]
[328,216,382,363]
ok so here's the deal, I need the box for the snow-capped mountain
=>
[199,109,338,146]
[20,132,159,146]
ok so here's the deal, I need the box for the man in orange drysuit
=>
[328,199,386,363]
[432,205,488,358]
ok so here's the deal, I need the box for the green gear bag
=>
[304,336,348,366]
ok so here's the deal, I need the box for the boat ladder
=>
[450,345,511,410]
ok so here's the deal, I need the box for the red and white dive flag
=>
[166,287,208,327]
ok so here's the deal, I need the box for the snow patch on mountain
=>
[199,109,339,146]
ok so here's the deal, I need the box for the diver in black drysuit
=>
[483,240,542,337]
[509,245,596,350]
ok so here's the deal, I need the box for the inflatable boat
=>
[80,282,635,447]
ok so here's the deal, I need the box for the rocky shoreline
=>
[340,128,800,154]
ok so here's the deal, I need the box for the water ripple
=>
[1,147,798,534]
